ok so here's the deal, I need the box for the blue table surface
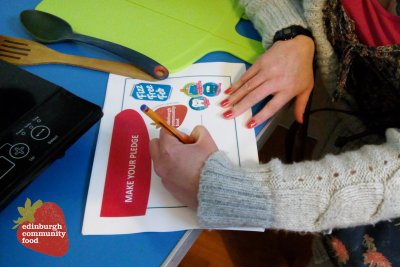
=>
[0,1,262,266]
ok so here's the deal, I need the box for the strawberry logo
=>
[12,198,69,256]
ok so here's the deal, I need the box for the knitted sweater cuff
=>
[198,151,275,229]
[240,0,308,48]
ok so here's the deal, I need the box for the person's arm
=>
[222,0,315,126]
[239,0,307,48]
[198,128,400,232]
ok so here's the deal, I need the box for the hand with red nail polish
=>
[221,36,315,126]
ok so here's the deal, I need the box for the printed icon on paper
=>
[180,81,221,97]
[12,198,69,256]
[132,83,171,101]
[202,82,221,97]
[149,104,188,129]
[180,80,220,111]
[189,96,210,111]
[180,81,202,96]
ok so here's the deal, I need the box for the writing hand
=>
[221,35,315,127]
[150,126,218,209]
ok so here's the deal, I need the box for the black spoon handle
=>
[72,33,168,80]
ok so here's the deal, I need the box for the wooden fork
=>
[0,35,156,81]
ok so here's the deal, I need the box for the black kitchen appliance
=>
[0,60,103,210]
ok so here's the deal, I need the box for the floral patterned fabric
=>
[325,219,400,267]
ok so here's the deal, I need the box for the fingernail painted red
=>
[247,120,257,129]
[224,87,233,94]
[223,110,233,119]
[220,99,229,107]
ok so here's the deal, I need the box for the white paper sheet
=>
[82,63,260,234]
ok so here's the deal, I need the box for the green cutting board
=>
[35,0,263,73]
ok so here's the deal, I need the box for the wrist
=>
[273,25,314,43]
[291,35,315,50]
[273,35,315,55]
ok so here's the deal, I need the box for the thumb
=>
[294,88,312,124]
[190,125,210,142]
[190,125,218,152]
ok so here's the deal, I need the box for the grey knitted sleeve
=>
[239,0,308,48]
[198,128,400,232]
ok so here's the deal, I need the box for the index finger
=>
[149,137,160,162]
[227,63,260,94]
[159,128,182,146]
